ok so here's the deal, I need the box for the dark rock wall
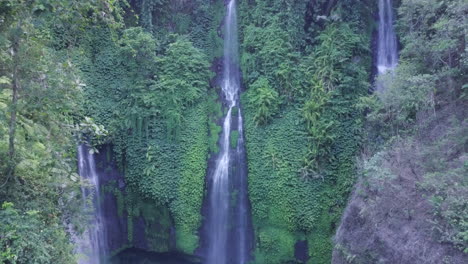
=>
[94,146,176,256]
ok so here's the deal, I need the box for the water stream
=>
[377,0,398,75]
[76,145,108,264]
[202,0,253,263]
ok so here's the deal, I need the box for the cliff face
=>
[92,146,129,254]
[333,0,468,261]
[93,146,176,256]
[333,104,468,264]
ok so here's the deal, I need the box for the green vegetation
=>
[238,0,374,262]
[0,0,222,259]
[0,202,74,263]
[72,0,221,254]
[242,104,310,263]
[81,28,211,252]
[0,0,122,262]
[230,130,240,148]
[1,0,465,263]
[334,0,467,262]
[207,91,223,153]
[249,77,280,125]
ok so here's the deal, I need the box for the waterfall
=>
[76,145,107,264]
[377,0,398,75]
[202,0,253,263]
[236,109,249,264]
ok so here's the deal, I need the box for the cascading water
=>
[201,0,253,263]
[76,145,107,264]
[235,109,249,264]
[377,0,398,75]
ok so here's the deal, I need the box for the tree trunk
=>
[7,39,19,181]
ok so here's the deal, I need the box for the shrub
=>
[248,77,280,125]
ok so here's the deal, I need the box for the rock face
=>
[92,146,128,254]
[333,179,466,264]
[332,107,467,264]
[92,146,176,256]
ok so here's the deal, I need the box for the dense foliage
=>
[238,0,375,262]
[74,0,223,255]
[0,0,123,262]
[1,0,465,263]
[0,0,217,260]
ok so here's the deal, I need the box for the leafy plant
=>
[0,202,75,263]
[249,77,280,125]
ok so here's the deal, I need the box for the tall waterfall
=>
[202,0,253,263]
[76,145,107,264]
[377,0,398,74]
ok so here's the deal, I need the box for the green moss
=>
[209,122,222,154]
[140,201,172,252]
[208,91,223,119]
[102,182,125,218]
[232,106,239,116]
[230,190,239,207]
[106,145,112,162]
[127,215,133,243]
[115,191,124,218]
[253,227,296,264]
[230,130,239,148]
[208,91,222,153]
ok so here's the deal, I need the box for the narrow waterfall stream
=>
[76,145,107,264]
[235,110,249,264]
[377,0,398,75]
[201,0,253,263]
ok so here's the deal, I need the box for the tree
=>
[0,1,124,262]
[0,202,75,263]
